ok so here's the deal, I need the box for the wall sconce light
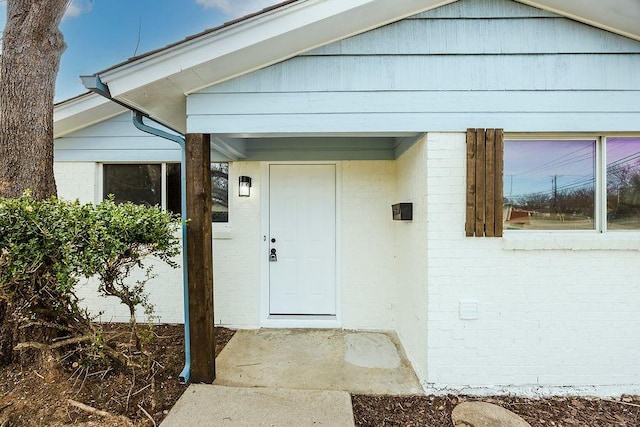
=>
[239,176,252,197]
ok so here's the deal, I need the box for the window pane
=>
[211,163,229,223]
[166,163,182,215]
[607,137,640,230]
[164,163,229,222]
[103,164,161,207]
[503,140,595,230]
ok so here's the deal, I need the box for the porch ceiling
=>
[211,134,423,161]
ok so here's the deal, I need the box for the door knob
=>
[270,248,277,262]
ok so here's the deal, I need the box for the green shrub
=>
[0,192,181,365]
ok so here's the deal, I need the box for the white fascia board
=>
[99,0,456,97]
[516,0,640,41]
[54,93,127,138]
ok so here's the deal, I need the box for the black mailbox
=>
[392,203,413,221]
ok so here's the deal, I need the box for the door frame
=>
[260,161,342,328]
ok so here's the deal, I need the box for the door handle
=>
[270,248,277,262]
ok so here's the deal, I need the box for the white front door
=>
[269,164,336,315]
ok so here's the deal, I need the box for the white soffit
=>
[54,93,127,138]
[517,0,640,41]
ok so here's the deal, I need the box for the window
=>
[103,164,163,208]
[503,137,640,231]
[210,163,229,223]
[103,163,229,222]
[607,137,640,230]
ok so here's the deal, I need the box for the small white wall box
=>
[392,203,413,220]
[459,299,480,320]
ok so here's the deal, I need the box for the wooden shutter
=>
[466,128,504,237]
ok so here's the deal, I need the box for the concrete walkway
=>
[160,384,354,427]
[216,329,422,394]
[160,329,422,426]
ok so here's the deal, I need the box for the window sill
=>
[502,232,640,251]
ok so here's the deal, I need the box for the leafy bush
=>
[0,192,181,366]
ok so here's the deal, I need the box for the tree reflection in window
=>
[607,137,640,230]
[103,162,229,223]
[103,164,162,207]
[503,140,595,230]
[211,163,228,223]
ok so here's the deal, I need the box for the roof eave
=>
[86,0,458,132]
[72,0,640,134]
[54,92,127,138]
[516,0,640,42]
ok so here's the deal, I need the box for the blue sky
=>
[0,0,280,102]
[504,140,596,199]
[504,138,640,199]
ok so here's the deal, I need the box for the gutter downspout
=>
[131,112,191,385]
[82,75,192,384]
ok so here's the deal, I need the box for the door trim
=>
[260,161,342,328]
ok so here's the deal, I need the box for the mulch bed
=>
[1,325,639,426]
[0,324,234,426]
[352,394,640,426]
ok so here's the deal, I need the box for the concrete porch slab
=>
[160,384,354,427]
[214,329,423,395]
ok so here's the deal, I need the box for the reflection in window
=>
[211,163,229,223]
[607,137,640,230]
[103,164,162,207]
[166,163,182,215]
[503,140,595,230]
[103,162,229,223]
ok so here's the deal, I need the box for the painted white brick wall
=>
[53,161,263,326]
[394,136,429,386]
[75,259,184,324]
[54,160,402,330]
[212,161,262,328]
[57,143,640,395]
[340,161,398,330]
[53,162,183,323]
[54,162,97,203]
[424,132,640,395]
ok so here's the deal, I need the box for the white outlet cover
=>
[459,299,480,320]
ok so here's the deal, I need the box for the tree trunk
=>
[0,0,70,366]
[0,0,70,199]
